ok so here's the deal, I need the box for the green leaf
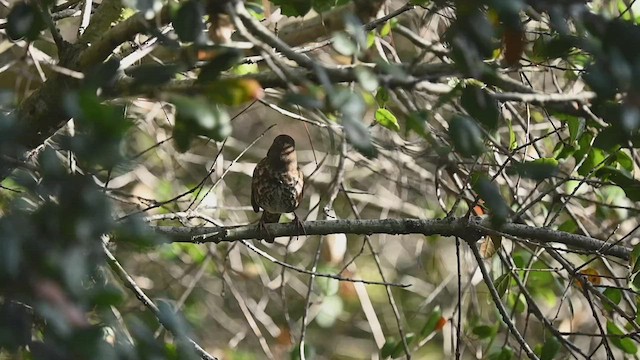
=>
[419,307,443,337]
[595,167,640,201]
[461,84,499,130]
[332,33,357,56]
[603,288,623,312]
[573,131,593,165]
[507,293,526,313]
[126,64,179,86]
[173,0,205,43]
[197,47,243,82]
[531,34,575,61]
[290,343,317,360]
[380,338,398,358]
[631,243,640,274]
[577,147,606,176]
[472,324,497,339]
[315,295,343,328]
[507,119,517,150]
[510,158,559,181]
[566,116,586,143]
[381,334,415,359]
[316,267,339,296]
[593,126,625,150]
[607,320,638,354]
[488,346,514,360]
[471,173,509,226]
[616,150,634,172]
[407,111,429,138]
[172,96,230,151]
[449,115,485,157]
[375,108,400,132]
[494,273,511,297]
[540,336,561,360]
[355,67,378,92]
[332,90,376,157]
[271,0,312,17]
[375,87,390,107]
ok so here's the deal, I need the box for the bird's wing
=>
[251,160,262,213]
[296,167,304,206]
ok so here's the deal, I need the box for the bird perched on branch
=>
[251,134,304,242]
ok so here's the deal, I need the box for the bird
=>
[251,134,304,242]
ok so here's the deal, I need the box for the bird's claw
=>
[257,219,275,243]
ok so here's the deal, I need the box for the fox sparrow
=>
[251,134,304,242]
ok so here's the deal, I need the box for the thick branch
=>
[152,217,631,260]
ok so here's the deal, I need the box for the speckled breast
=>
[255,169,303,214]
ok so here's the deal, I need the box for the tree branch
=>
[152,217,631,260]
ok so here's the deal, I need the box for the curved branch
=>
[152,217,631,260]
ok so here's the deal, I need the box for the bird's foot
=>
[257,219,275,243]
[292,213,306,237]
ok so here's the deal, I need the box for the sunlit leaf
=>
[375,108,400,132]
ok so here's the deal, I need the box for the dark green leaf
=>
[540,336,561,360]
[407,111,429,138]
[593,126,624,150]
[420,307,443,337]
[173,0,205,43]
[197,47,243,82]
[631,243,640,274]
[472,173,509,226]
[461,84,499,130]
[572,131,593,165]
[510,158,559,181]
[616,150,634,172]
[270,0,312,16]
[6,2,43,41]
[449,115,485,157]
[290,343,317,360]
[172,96,230,151]
[126,64,179,86]
[531,34,575,61]
[607,320,638,354]
[332,90,376,157]
[566,116,585,143]
[595,167,640,201]
[375,87,390,107]
[577,147,606,176]
[488,346,514,360]
[603,288,623,312]
[494,273,511,297]
[472,324,497,339]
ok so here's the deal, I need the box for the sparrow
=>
[251,134,304,242]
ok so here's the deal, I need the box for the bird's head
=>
[267,135,296,164]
